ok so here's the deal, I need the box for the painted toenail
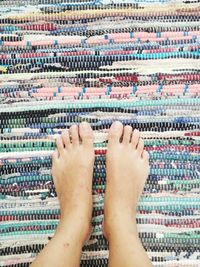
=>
[112,121,122,129]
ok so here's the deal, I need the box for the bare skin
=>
[104,121,153,267]
[30,122,94,267]
[30,121,152,267]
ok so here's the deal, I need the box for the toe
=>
[52,149,59,161]
[61,129,70,149]
[52,150,58,186]
[131,129,140,149]
[142,150,149,162]
[69,125,79,146]
[79,122,94,147]
[56,136,64,153]
[137,138,144,156]
[108,121,123,144]
[122,125,132,144]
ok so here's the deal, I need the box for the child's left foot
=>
[52,122,95,244]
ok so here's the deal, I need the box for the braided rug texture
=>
[0,0,200,266]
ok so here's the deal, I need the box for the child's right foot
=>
[104,121,150,239]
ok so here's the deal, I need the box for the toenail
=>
[70,125,77,131]
[112,121,122,129]
[125,125,132,130]
[81,121,89,129]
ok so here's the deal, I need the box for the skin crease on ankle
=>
[30,121,153,267]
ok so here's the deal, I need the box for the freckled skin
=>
[63,243,70,248]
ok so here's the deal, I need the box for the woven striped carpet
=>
[0,0,200,266]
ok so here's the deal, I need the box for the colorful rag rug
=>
[0,0,200,266]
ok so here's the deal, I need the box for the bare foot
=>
[104,121,150,239]
[52,122,95,245]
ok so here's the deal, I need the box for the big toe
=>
[79,122,94,147]
[108,121,123,145]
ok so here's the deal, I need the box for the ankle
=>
[104,212,137,241]
[61,206,91,224]
[58,215,92,245]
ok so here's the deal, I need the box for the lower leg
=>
[104,121,153,267]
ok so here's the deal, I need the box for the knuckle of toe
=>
[62,130,68,136]
[109,131,118,138]
[83,132,92,139]
[70,125,77,131]
[85,135,92,140]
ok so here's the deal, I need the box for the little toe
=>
[142,150,149,162]
[108,121,123,144]
[122,125,132,145]
[131,129,140,149]
[79,122,94,147]
[51,150,58,186]
[137,138,144,156]
[56,136,64,153]
[52,149,59,162]
[69,125,79,146]
[61,129,70,149]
